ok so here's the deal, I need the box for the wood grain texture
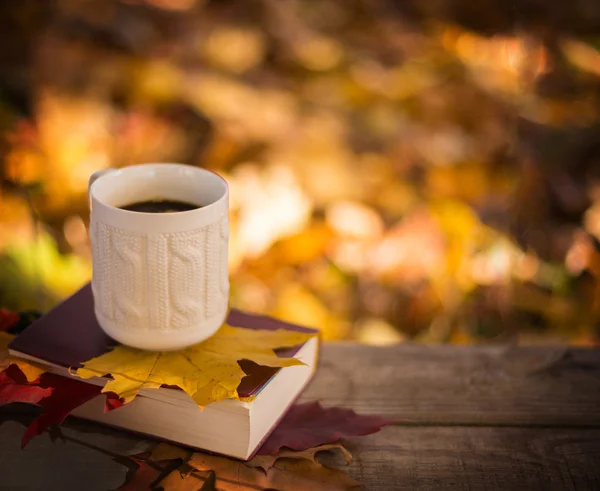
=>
[0,420,132,491]
[1,343,600,490]
[1,415,599,490]
[343,426,600,491]
[301,343,600,426]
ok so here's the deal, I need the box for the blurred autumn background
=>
[1,0,600,346]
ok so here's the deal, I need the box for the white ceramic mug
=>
[88,163,229,351]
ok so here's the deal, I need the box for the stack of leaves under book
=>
[0,309,396,489]
[116,401,395,490]
[119,441,359,490]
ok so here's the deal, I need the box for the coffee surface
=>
[119,199,200,213]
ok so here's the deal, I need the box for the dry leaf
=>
[21,372,107,448]
[265,458,361,491]
[242,454,277,474]
[258,401,397,455]
[188,451,361,491]
[0,365,53,407]
[116,455,163,491]
[155,467,213,491]
[149,443,193,464]
[118,441,360,491]
[0,331,46,382]
[279,443,352,466]
[0,360,124,447]
[74,325,314,407]
[188,452,281,490]
[246,443,351,473]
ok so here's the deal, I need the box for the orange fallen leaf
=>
[115,455,163,491]
[246,443,352,473]
[74,324,315,407]
[117,440,361,491]
[277,442,352,466]
[188,450,361,491]
[149,443,193,464]
[265,458,361,491]
[155,467,214,491]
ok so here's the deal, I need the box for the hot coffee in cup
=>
[119,199,201,213]
[88,163,229,351]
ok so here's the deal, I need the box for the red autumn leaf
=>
[116,455,162,491]
[1,363,29,385]
[104,392,125,413]
[0,309,20,332]
[258,401,397,455]
[1,363,126,447]
[21,373,103,448]
[0,366,52,406]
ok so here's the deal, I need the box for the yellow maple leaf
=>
[0,332,46,382]
[74,324,316,407]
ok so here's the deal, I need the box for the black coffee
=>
[119,199,200,213]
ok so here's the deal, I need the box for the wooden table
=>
[1,343,600,490]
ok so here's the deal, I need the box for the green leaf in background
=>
[0,232,90,312]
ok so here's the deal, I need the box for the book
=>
[8,284,319,459]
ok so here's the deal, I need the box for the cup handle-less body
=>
[87,163,230,350]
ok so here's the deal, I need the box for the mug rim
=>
[89,163,229,234]
[90,162,228,217]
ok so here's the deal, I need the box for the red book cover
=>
[8,283,317,397]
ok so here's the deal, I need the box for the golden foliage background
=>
[1,0,600,345]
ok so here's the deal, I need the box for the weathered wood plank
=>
[301,343,600,426]
[2,414,600,490]
[0,419,134,491]
[2,344,600,489]
[344,426,600,490]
